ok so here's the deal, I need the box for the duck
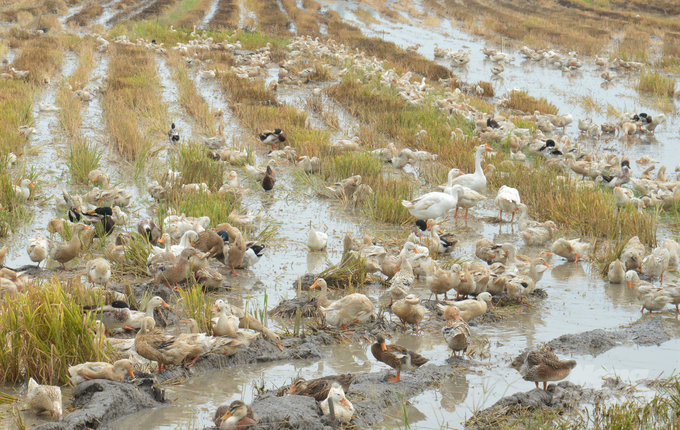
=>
[179,318,246,356]
[495,185,521,222]
[195,267,224,289]
[134,317,204,373]
[621,236,645,271]
[297,155,320,173]
[27,232,48,266]
[445,184,486,218]
[392,294,426,332]
[193,230,225,259]
[319,383,354,423]
[168,123,180,143]
[475,238,510,264]
[636,283,672,313]
[218,400,258,430]
[314,278,374,331]
[307,225,328,251]
[371,334,428,382]
[86,258,111,289]
[225,230,246,275]
[441,306,471,358]
[138,219,161,244]
[27,378,62,421]
[260,128,286,149]
[13,178,34,200]
[84,300,134,334]
[171,230,199,255]
[212,299,240,338]
[449,144,493,192]
[608,259,626,284]
[453,263,476,299]
[242,242,265,268]
[521,221,557,246]
[47,224,91,270]
[261,165,276,191]
[402,191,458,221]
[440,292,493,322]
[386,256,414,303]
[228,210,263,233]
[642,247,670,284]
[331,136,361,152]
[155,247,201,288]
[596,166,631,188]
[420,259,459,301]
[512,348,577,390]
[68,359,135,385]
[287,374,356,401]
[551,238,590,263]
[326,175,362,199]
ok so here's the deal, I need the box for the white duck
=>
[402,191,458,220]
[449,144,493,192]
[171,230,199,255]
[14,178,34,201]
[494,185,521,222]
[642,247,670,284]
[86,258,111,289]
[27,232,48,266]
[320,383,354,423]
[307,226,328,251]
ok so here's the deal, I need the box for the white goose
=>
[449,144,493,192]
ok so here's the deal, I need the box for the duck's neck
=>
[474,149,484,176]
[317,284,331,307]
[145,303,157,317]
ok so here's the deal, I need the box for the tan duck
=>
[621,236,645,271]
[314,277,374,331]
[371,334,428,382]
[551,238,590,263]
[196,267,224,289]
[261,165,276,191]
[27,232,48,266]
[27,377,62,421]
[68,359,135,385]
[441,306,471,358]
[520,221,557,247]
[47,223,91,270]
[212,299,239,338]
[287,374,356,401]
[135,317,204,373]
[147,234,176,277]
[392,294,426,332]
[608,259,626,284]
[453,262,476,299]
[127,296,170,329]
[154,247,200,288]
[194,230,225,259]
[420,259,459,301]
[440,292,493,322]
[386,256,413,303]
[475,238,508,264]
[178,318,245,356]
[225,229,246,275]
[512,347,577,390]
[326,175,362,199]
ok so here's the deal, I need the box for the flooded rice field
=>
[1,0,680,428]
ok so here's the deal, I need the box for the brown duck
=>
[213,401,256,427]
[287,374,356,401]
[194,230,224,259]
[261,165,276,191]
[225,230,246,275]
[512,346,577,390]
[154,247,200,289]
[216,400,257,429]
[371,334,428,382]
[134,317,204,373]
[47,224,92,270]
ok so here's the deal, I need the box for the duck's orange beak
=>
[287,385,298,394]
[380,342,387,351]
[340,398,351,408]
[29,182,34,188]
[543,262,551,268]
[221,411,232,420]
[277,342,283,351]
[161,300,170,308]
[159,236,166,243]
[626,280,632,289]
[484,143,493,151]
[309,281,318,289]
[128,369,135,379]
[212,304,219,312]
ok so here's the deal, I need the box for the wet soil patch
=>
[546,316,670,356]
[139,339,324,384]
[36,379,166,430]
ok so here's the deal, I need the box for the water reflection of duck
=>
[439,372,469,412]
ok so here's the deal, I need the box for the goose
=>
[307,225,327,251]
[168,123,180,143]
[449,144,493,192]
[402,191,458,221]
[494,185,521,222]
[27,232,48,266]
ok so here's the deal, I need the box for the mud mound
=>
[547,316,669,355]
[146,340,324,383]
[35,379,165,430]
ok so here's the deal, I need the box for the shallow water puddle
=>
[199,0,221,29]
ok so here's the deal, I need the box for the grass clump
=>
[0,80,34,157]
[477,81,494,97]
[505,90,558,115]
[0,278,108,385]
[637,71,676,97]
[103,44,168,172]
[67,136,102,184]
[172,141,227,189]
[66,2,104,26]
[208,0,240,29]
[12,37,63,85]
[178,284,213,335]
[112,232,152,277]
[488,163,656,245]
